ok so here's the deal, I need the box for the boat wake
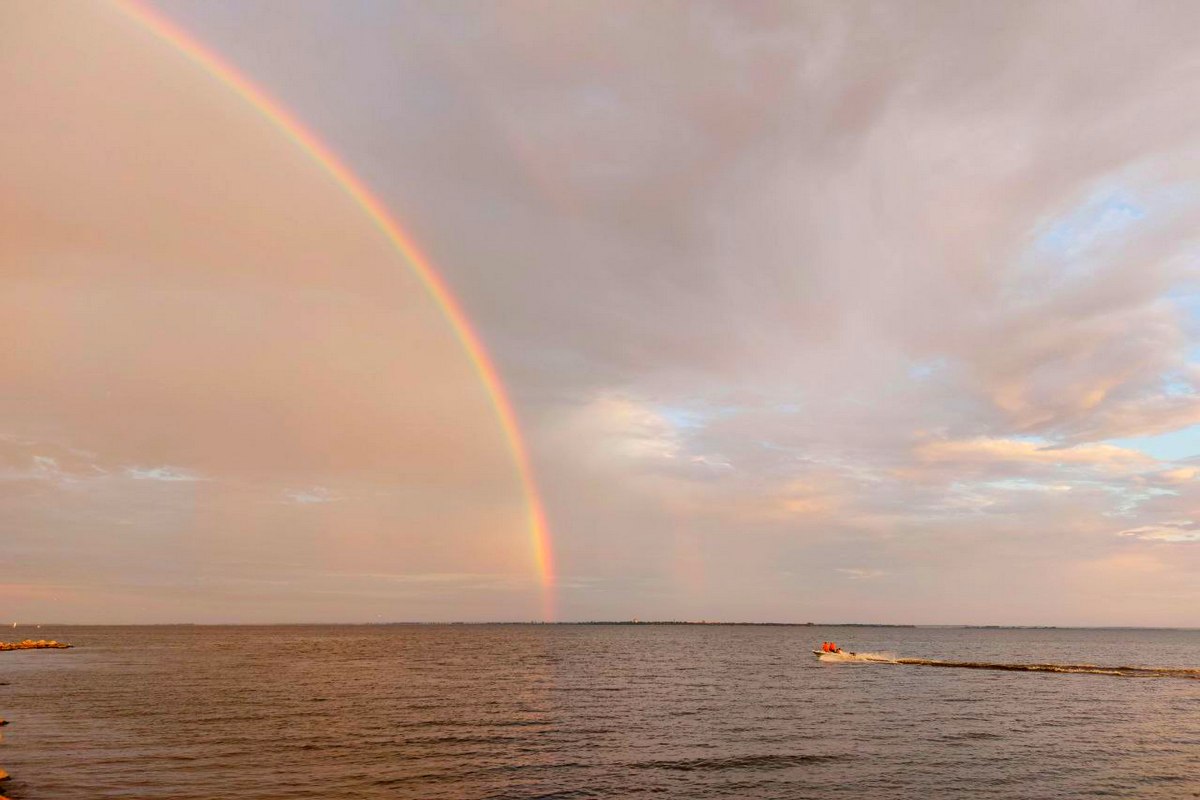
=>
[820,651,1200,679]
[892,658,1200,679]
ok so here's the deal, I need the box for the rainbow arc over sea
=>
[111,0,555,618]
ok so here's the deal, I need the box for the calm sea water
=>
[1,625,1198,799]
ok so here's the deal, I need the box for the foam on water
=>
[818,650,1200,679]
[893,657,1200,679]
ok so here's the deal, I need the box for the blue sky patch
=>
[1034,190,1147,261]
[1109,424,1200,461]
[656,404,739,431]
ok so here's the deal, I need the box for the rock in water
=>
[0,640,72,650]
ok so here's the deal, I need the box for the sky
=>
[3,0,1200,625]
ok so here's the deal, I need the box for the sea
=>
[1,624,1198,799]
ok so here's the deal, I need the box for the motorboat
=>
[812,649,855,659]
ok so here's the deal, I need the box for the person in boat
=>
[822,642,843,653]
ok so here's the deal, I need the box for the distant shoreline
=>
[15,622,1200,630]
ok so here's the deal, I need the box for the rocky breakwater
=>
[1,700,8,798]
[0,639,73,651]
[2,638,71,795]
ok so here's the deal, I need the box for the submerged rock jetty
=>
[1,642,72,795]
[1,708,8,797]
[0,639,72,651]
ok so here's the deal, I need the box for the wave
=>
[822,651,1200,679]
[631,753,849,771]
[895,658,1200,679]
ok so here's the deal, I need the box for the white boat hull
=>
[812,649,856,659]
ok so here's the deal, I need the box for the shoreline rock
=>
[0,640,72,651]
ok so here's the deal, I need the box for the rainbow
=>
[110,0,555,618]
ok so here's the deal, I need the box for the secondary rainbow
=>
[111,0,556,618]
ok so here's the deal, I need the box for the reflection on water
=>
[1,625,1197,798]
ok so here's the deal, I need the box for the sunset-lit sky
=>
[4,1,1200,625]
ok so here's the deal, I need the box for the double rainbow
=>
[111,0,555,618]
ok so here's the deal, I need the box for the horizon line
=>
[13,621,1199,630]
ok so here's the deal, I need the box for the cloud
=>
[0,438,105,484]
[836,568,887,580]
[319,571,535,590]
[1148,467,1198,484]
[912,437,1155,474]
[125,466,203,482]
[1118,521,1200,543]
[550,394,735,481]
[10,1,1200,623]
[283,486,340,504]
